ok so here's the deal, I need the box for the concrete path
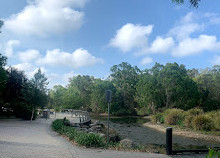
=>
[0,119,206,158]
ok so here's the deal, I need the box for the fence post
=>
[166,127,172,155]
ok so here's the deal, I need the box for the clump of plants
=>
[75,132,105,147]
[52,119,106,147]
[152,113,164,124]
[184,108,204,128]
[164,109,185,125]
[152,108,219,132]
[192,115,214,131]
[206,110,220,130]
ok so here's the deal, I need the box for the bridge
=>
[44,109,91,124]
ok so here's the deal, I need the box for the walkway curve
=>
[0,119,206,158]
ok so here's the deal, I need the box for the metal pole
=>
[107,102,110,145]
[166,127,172,155]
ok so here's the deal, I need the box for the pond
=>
[91,115,220,150]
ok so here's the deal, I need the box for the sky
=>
[1,0,220,88]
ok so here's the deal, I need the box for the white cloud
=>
[169,23,203,41]
[5,0,88,37]
[109,23,153,52]
[5,40,20,57]
[18,49,41,62]
[37,48,104,68]
[172,35,220,57]
[149,36,174,53]
[12,62,46,78]
[140,57,153,65]
[213,56,220,65]
[46,71,78,88]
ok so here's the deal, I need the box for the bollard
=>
[166,127,172,155]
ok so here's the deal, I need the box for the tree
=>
[49,85,67,117]
[110,62,140,115]
[0,20,3,33]
[195,66,220,111]
[90,79,115,113]
[26,69,49,121]
[68,75,94,110]
[31,69,49,93]
[158,63,199,109]
[172,0,200,8]
[0,54,7,116]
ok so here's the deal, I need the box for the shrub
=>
[66,128,77,140]
[152,113,164,124]
[75,132,105,147]
[192,115,214,131]
[164,109,185,125]
[51,119,64,131]
[184,115,194,128]
[184,108,204,128]
[206,110,220,130]
[186,108,203,116]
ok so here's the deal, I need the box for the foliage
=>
[164,109,185,125]
[152,113,164,124]
[206,110,220,130]
[48,62,220,117]
[206,148,220,158]
[110,62,140,115]
[75,132,105,147]
[0,20,3,33]
[172,0,200,8]
[192,115,214,131]
[0,56,48,119]
[51,119,65,131]
[184,108,204,128]
[51,119,105,147]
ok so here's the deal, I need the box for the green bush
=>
[51,119,64,131]
[152,113,164,124]
[192,115,214,131]
[51,119,105,147]
[164,109,185,125]
[66,128,77,140]
[75,132,105,147]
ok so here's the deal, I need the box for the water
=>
[91,115,220,149]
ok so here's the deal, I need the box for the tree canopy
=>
[48,62,220,116]
[172,0,200,7]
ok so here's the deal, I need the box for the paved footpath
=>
[0,119,206,158]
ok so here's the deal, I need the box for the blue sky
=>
[1,0,220,88]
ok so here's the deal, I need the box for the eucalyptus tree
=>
[0,54,7,116]
[68,75,94,110]
[0,20,3,33]
[172,0,200,7]
[25,69,49,121]
[110,62,140,115]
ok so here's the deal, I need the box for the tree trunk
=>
[30,107,34,123]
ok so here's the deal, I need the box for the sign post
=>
[106,90,112,146]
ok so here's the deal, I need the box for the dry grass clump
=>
[164,109,185,125]
[184,108,203,128]
[192,115,214,131]
[206,110,220,130]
